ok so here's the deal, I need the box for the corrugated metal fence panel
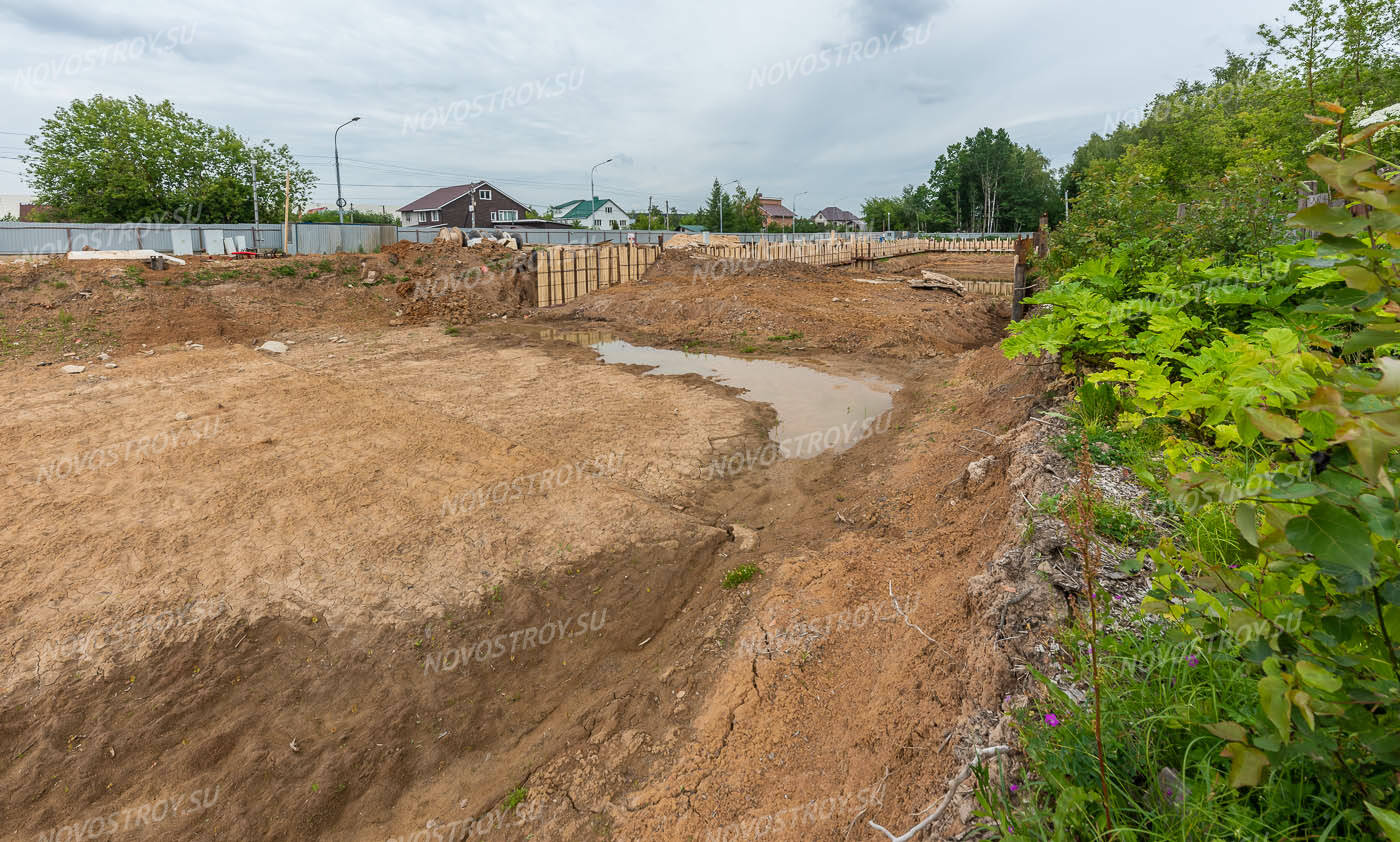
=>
[0,223,289,255]
[0,223,1033,256]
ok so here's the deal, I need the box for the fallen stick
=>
[868,745,1011,841]
[888,581,935,643]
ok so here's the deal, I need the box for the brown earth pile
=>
[0,253,393,361]
[542,252,1009,358]
[377,240,536,326]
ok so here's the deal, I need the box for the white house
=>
[812,206,863,230]
[547,197,632,229]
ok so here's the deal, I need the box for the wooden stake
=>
[282,171,291,254]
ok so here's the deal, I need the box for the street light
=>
[334,116,361,223]
[719,178,739,233]
[590,158,613,228]
[792,190,807,240]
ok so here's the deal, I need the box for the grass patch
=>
[443,325,461,336]
[722,564,761,589]
[502,787,527,811]
[271,264,298,277]
[767,331,804,342]
[1037,493,1155,548]
[739,344,758,354]
[978,623,1347,841]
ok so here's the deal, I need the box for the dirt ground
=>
[0,243,1056,841]
[553,252,1010,359]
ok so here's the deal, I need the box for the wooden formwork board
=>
[533,244,659,307]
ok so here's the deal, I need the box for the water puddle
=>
[589,340,898,458]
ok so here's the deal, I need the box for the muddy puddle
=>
[531,327,899,457]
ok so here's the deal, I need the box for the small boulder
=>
[61,364,86,374]
[175,411,190,421]
[730,524,759,551]
[257,340,288,354]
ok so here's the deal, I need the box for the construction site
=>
[1,233,1068,841]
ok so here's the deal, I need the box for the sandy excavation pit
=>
[1,246,1053,841]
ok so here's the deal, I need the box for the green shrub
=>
[722,564,761,589]
[999,122,1400,842]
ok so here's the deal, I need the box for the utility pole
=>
[333,116,360,223]
[665,200,670,230]
[282,171,290,254]
[590,158,613,229]
[792,190,807,241]
[647,195,652,230]
[251,157,259,251]
[1064,190,1070,220]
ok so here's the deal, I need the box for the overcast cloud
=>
[0,0,1289,215]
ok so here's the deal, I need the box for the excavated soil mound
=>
[380,241,535,326]
[0,254,393,359]
[879,250,1015,281]
[543,253,1009,358]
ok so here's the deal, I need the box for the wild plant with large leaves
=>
[1151,121,1400,835]
[1004,105,1400,838]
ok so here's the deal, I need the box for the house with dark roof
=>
[397,182,529,228]
[812,206,862,230]
[547,198,631,229]
[756,195,794,229]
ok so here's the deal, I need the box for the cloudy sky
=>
[0,0,1290,215]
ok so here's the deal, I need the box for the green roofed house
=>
[676,224,707,233]
[548,197,632,229]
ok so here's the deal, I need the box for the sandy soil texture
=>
[0,244,1054,841]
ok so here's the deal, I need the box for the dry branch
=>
[868,745,1010,841]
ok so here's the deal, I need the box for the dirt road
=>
[1,246,1051,841]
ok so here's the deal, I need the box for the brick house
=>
[397,182,530,228]
[756,195,794,229]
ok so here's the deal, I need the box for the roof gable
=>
[398,181,529,213]
[815,206,857,221]
[557,198,626,219]
[757,199,793,217]
[398,183,481,212]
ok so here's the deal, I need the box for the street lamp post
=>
[719,178,739,234]
[792,190,807,241]
[334,116,361,223]
[589,158,613,229]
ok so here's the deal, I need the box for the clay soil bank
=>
[1,247,1049,841]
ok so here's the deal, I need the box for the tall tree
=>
[22,95,316,223]
[1258,0,1339,107]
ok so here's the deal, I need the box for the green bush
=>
[999,123,1400,841]
[722,564,761,589]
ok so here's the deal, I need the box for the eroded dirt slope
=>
[0,244,1048,842]
[545,253,1009,359]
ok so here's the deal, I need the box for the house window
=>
[430,210,439,222]
[479,189,492,200]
